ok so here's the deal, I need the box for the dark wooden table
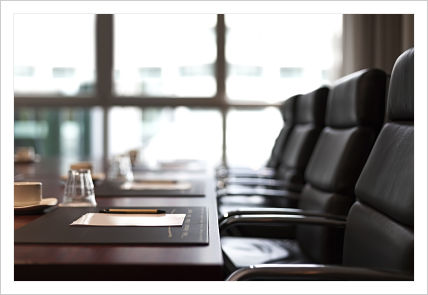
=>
[14,157,224,280]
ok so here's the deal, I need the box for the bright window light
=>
[14,14,95,96]
[114,14,217,97]
[109,107,222,166]
[226,107,283,168]
[225,14,342,103]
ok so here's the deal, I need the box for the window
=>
[226,107,283,168]
[14,14,343,166]
[225,14,342,103]
[14,14,96,96]
[113,14,217,97]
[109,107,222,165]
[14,107,103,159]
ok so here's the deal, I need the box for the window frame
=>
[13,14,296,164]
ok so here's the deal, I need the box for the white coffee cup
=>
[15,147,36,162]
[14,182,57,208]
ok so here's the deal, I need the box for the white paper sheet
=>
[121,181,192,191]
[70,213,186,227]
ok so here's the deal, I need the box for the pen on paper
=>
[99,208,166,214]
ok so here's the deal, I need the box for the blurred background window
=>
[225,14,342,103]
[109,107,223,166]
[14,107,103,160]
[226,107,283,168]
[113,14,217,97]
[14,14,96,97]
[14,14,344,167]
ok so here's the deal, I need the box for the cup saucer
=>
[14,155,41,164]
[14,197,58,214]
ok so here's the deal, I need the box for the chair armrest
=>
[216,167,276,179]
[219,214,346,233]
[217,187,295,199]
[223,178,284,187]
[219,208,347,223]
[226,264,413,281]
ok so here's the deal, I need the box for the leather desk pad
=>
[15,207,208,245]
[94,180,205,197]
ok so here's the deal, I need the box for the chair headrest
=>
[295,86,329,125]
[279,94,299,123]
[387,48,414,121]
[326,69,387,128]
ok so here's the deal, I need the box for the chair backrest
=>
[277,86,329,192]
[296,68,388,263]
[342,48,414,274]
[266,95,299,169]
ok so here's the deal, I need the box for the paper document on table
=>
[121,181,192,191]
[70,213,186,227]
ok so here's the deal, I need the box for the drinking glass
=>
[108,155,134,182]
[61,169,97,207]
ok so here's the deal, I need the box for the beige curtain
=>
[342,14,414,75]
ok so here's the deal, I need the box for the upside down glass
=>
[61,169,97,207]
[108,155,134,182]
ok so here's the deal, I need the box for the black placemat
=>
[15,207,208,245]
[94,179,205,197]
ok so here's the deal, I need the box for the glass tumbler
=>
[108,155,134,182]
[61,169,97,207]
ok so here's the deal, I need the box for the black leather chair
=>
[220,87,329,189]
[216,95,298,180]
[220,67,388,274]
[266,95,299,171]
[224,48,414,281]
[217,87,329,215]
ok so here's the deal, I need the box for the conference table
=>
[14,157,224,281]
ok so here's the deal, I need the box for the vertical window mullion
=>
[96,14,113,162]
[216,14,226,103]
[96,14,113,101]
[216,14,228,165]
